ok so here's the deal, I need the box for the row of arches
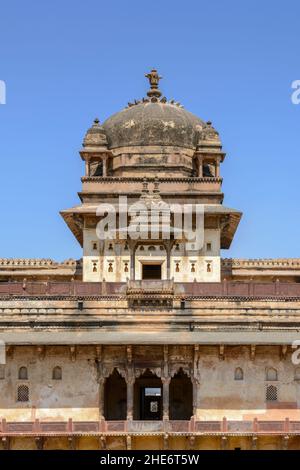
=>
[104,369,193,421]
[234,367,279,381]
[18,366,62,380]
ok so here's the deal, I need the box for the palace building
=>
[1,70,300,450]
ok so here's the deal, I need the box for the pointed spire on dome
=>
[145,68,162,99]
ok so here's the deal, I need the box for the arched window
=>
[234,367,244,381]
[17,385,29,402]
[295,367,300,381]
[266,385,277,401]
[18,367,28,380]
[52,366,62,380]
[266,367,277,381]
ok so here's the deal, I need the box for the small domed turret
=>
[83,118,108,150]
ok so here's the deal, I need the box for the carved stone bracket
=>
[68,436,76,451]
[126,435,132,450]
[189,435,196,449]
[251,436,258,450]
[250,345,256,361]
[282,435,289,450]
[220,435,228,450]
[99,435,106,450]
[1,436,10,450]
[35,436,44,450]
[127,345,133,366]
[70,346,76,362]
[219,345,225,361]
[37,346,45,361]
[163,433,169,450]
[281,345,288,361]
[6,346,13,360]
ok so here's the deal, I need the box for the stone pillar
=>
[162,377,171,420]
[192,378,200,418]
[129,243,136,280]
[102,156,107,177]
[99,377,105,420]
[215,158,220,177]
[126,377,134,420]
[166,244,171,280]
[192,345,200,418]
[197,155,203,177]
[85,159,90,177]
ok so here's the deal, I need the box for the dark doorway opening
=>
[142,264,162,280]
[134,369,162,420]
[104,369,127,420]
[169,369,193,420]
[140,387,162,420]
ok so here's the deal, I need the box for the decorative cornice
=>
[81,176,223,184]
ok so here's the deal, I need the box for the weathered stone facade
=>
[0,71,300,450]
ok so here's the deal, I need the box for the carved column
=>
[99,377,105,421]
[97,345,105,420]
[192,345,200,418]
[192,377,200,417]
[85,158,90,176]
[129,241,137,281]
[215,157,220,177]
[126,377,134,420]
[162,377,171,420]
[126,345,134,420]
[197,155,203,177]
[162,345,170,420]
[102,156,107,177]
[166,243,172,280]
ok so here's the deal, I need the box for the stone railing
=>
[1,281,300,298]
[0,417,298,435]
[0,258,80,268]
[127,280,175,295]
[222,258,300,268]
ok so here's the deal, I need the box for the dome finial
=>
[145,68,162,99]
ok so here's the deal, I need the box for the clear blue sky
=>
[0,0,300,261]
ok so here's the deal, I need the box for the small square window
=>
[206,242,212,251]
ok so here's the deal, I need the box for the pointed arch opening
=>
[52,366,62,380]
[104,369,127,420]
[18,366,28,380]
[134,369,162,420]
[266,367,278,381]
[234,367,244,381]
[169,368,193,420]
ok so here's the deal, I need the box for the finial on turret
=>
[145,68,162,99]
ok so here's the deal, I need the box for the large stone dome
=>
[81,70,217,177]
[102,101,205,150]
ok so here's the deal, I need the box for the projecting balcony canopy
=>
[60,203,242,249]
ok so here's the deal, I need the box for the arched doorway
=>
[169,369,193,420]
[104,369,127,420]
[134,369,163,420]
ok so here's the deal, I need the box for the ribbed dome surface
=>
[102,101,205,150]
